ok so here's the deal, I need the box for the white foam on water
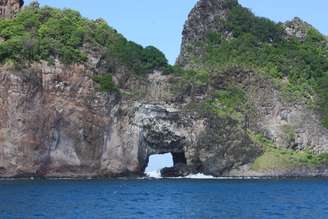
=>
[145,170,162,179]
[144,171,216,179]
[143,171,263,180]
[184,173,215,179]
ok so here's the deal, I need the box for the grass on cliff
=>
[0,3,168,74]
[200,3,328,128]
[249,132,328,171]
[203,86,247,122]
[92,74,119,93]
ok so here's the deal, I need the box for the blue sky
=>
[24,0,328,64]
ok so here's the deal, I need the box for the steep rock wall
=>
[177,0,237,66]
[0,62,208,177]
[0,61,262,178]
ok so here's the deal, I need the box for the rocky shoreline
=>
[3,165,328,180]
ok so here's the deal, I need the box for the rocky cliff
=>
[1,0,328,178]
[176,0,328,176]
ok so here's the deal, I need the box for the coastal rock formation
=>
[177,0,328,153]
[208,68,328,153]
[0,0,328,178]
[176,0,328,176]
[0,61,259,177]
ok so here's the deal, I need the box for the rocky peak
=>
[0,0,23,18]
[284,17,313,41]
[177,0,238,67]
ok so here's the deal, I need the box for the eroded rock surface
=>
[0,62,264,178]
[175,0,328,176]
[210,68,328,153]
[0,60,206,177]
[284,17,313,41]
[1,0,328,178]
[177,0,236,67]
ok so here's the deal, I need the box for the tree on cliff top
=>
[0,3,168,74]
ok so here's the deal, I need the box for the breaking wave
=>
[145,171,162,179]
[183,173,215,179]
[144,171,216,179]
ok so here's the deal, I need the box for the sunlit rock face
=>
[176,0,328,177]
[177,0,237,67]
[0,60,205,178]
[284,17,313,41]
[0,0,23,18]
[0,62,114,178]
[0,63,259,178]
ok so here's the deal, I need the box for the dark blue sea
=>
[0,179,328,219]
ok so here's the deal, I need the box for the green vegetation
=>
[226,6,284,43]
[203,87,246,122]
[104,42,168,75]
[0,6,89,64]
[177,3,328,168]
[171,66,209,86]
[317,72,328,127]
[201,4,328,127]
[0,4,168,74]
[280,125,296,144]
[92,74,118,92]
[249,132,328,171]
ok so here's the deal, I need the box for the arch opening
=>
[144,152,188,178]
[145,153,173,178]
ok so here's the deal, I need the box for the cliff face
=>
[177,0,237,67]
[175,0,328,176]
[0,59,260,177]
[178,0,328,153]
[0,61,165,177]
[1,0,328,178]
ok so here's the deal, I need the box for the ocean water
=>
[0,179,328,219]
